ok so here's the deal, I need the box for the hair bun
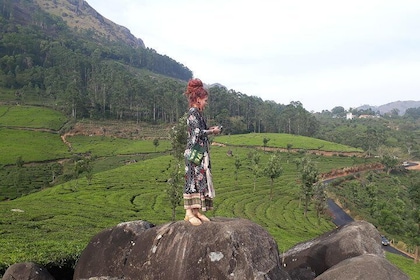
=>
[184,78,208,104]
[188,78,203,89]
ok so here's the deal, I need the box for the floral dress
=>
[183,107,214,211]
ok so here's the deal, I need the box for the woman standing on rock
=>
[183,78,221,226]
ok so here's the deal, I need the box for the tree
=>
[167,114,187,220]
[234,156,242,182]
[263,153,282,200]
[167,161,183,221]
[84,157,94,185]
[331,106,346,118]
[153,138,159,152]
[376,145,404,174]
[404,107,420,120]
[263,137,270,151]
[15,156,24,168]
[170,114,187,161]
[408,180,420,263]
[72,155,93,185]
[365,182,378,217]
[248,150,261,192]
[297,157,319,216]
[313,182,327,222]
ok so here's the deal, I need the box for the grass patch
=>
[0,128,69,165]
[67,135,171,156]
[0,105,67,130]
[386,252,420,280]
[0,162,62,200]
[216,133,363,152]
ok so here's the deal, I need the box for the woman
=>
[183,78,221,226]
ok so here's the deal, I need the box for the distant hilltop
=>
[357,100,420,115]
[34,0,145,48]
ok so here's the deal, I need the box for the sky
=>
[86,0,420,112]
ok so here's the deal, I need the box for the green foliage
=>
[153,138,159,152]
[248,150,261,192]
[263,137,270,150]
[15,156,24,168]
[297,157,320,216]
[404,107,420,120]
[377,145,404,174]
[313,182,327,221]
[234,156,242,181]
[314,115,420,159]
[0,162,63,200]
[169,114,187,161]
[166,160,183,221]
[166,115,187,220]
[263,153,283,200]
[331,171,420,251]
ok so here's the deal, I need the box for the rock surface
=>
[314,253,410,280]
[73,220,155,279]
[73,217,289,280]
[2,262,55,280]
[280,220,389,279]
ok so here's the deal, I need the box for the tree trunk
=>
[304,195,309,217]
[270,179,274,200]
[172,207,176,222]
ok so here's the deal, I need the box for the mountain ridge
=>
[357,100,420,115]
[33,0,145,48]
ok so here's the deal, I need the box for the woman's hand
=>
[209,126,222,135]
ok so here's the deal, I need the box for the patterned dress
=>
[184,107,214,211]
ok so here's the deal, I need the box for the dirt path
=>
[212,142,365,157]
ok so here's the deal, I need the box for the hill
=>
[0,0,192,80]
[357,100,420,115]
[1,105,420,279]
[33,0,145,48]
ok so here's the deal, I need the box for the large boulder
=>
[2,262,54,280]
[73,220,155,279]
[315,254,410,280]
[280,220,385,278]
[73,217,290,280]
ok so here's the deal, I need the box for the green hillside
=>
[0,105,419,279]
[0,105,67,130]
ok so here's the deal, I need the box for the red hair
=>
[184,78,208,107]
